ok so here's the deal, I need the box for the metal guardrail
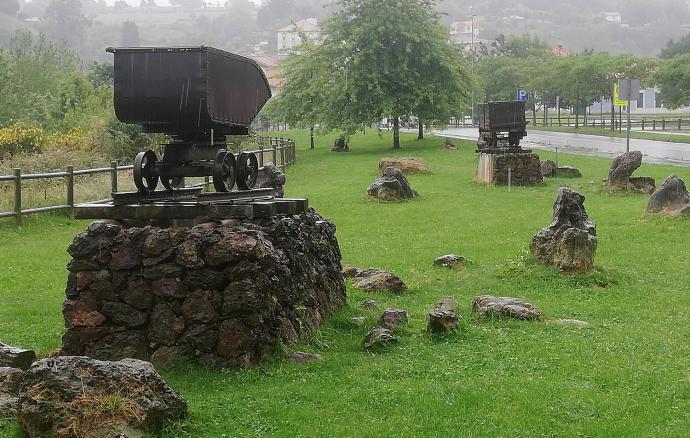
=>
[449,115,690,133]
[0,137,296,226]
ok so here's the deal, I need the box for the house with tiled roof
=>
[276,18,322,52]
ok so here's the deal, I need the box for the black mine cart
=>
[107,46,272,193]
[477,100,528,150]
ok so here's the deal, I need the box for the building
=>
[604,12,622,24]
[250,54,283,96]
[449,19,488,52]
[551,44,571,57]
[276,18,321,53]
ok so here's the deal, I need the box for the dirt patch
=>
[378,157,430,174]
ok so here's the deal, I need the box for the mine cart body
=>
[478,101,527,149]
[107,46,271,139]
[107,46,272,193]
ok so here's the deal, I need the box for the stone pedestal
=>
[477,153,543,186]
[61,211,346,368]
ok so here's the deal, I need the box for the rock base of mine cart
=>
[61,210,346,369]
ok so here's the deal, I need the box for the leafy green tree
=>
[267,0,470,149]
[656,54,690,109]
[88,61,114,87]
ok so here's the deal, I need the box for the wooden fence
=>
[0,137,296,226]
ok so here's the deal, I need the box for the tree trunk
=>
[393,116,401,150]
[417,118,424,140]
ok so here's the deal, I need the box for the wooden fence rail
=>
[0,138,296,226]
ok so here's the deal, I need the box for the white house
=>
[276,18,321,53]
[604,12,622,24]
[449,19,486,52]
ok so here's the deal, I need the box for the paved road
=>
[432,127,690,166]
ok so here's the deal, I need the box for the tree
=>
[44,0,89,47]
[656,54,690,109]
[121,20,140,47]
[267,0,470,149]
[660,33,690,59]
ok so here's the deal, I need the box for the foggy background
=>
[2,0,690,63]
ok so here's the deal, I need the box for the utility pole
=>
[470,11,476,127]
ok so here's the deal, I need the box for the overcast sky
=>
[100,0,263,5]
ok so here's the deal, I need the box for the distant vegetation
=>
[0,31,159,173]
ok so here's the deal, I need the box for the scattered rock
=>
[433,254,466,269]
[608,151,642,181]
[380,309,408,329]
[556,319,589,327]
[629,176,656,195]
[362,327,397,350]
[18,356,187,437]
[0,367,24,418]
[256,162,286,198]
[555,166,582,178]
[360,299,378,309]
[367,167,419,202]
[0,342,36,370]
[472,295,541,320]
[427,309,459,333]
[530,187,597,272]
[442,138,457,151]
[605,151,655,193]
[378,157,430,174]
[541,160,557,177]
[352,269,406,294]
[332,137,349,152]
[647,175,690,216]
[436,297,457,311]
[290,352,322,364]
[341,265,363,278]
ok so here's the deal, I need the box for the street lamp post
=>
[470,13,476,126]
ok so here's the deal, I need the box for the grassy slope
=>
[531,124,690,144]
[2,131,690,436]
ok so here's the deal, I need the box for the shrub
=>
[47,128,98,152]
[102,117,164,163]
[0,121,46,158]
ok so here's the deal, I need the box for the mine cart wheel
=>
[161,176,185,191]
[236,151,259,190]
[213,150,237,192]
[133,150,159,194]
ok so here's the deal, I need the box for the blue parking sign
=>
[517,89,529,102]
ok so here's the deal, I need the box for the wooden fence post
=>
[679,118,682,131]
[66,166,74,215]
[663,118,666,131]
[272,140,278,165]
[110,161,118,193]
[259,146,264,167]
[13,168,21,226]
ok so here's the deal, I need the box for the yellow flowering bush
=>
[46,128,97,152]
[0,121,46,158]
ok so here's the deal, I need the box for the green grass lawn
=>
[3,130,690,436]
[531,124,690,144]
